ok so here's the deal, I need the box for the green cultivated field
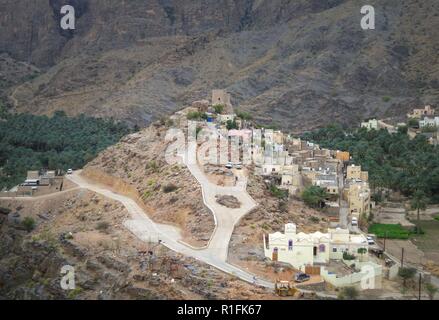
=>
[368,223,412,239]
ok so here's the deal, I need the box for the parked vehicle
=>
[294,272,311,283]
[67,169,73,174]
[225,162,233,169]
[367,236,375,245]
[351,217,358,226]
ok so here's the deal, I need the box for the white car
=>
[367,236,375,245]
[225,162,233,169]
[351,217,358,226]
[67,169,73,175]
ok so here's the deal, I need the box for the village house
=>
[361,119,379,131]
[419,116,439,128]
[344,181,371,218]
[361,119,397,134]
[263,223,369,269]
[17,170,61,196]
[346,164,368,182]
[263,223,381,290]
[407,105,435,119]
[335,150,350,162]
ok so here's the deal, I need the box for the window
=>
[288,240,293,251]
[333,247,337,253]
[319,244,326,253]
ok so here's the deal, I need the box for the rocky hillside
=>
[0,190,272,299]
[82,116,215,247]
[1,0,438,131]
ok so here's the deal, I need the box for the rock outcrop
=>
[0,0,438,131]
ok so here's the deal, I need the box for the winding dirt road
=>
[66,170,273,289]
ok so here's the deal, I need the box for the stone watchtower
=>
[212,89,234,114]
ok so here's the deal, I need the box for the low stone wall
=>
[321,260,382,290]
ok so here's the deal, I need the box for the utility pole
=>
[418,273,422,300]
[401,248,405,268]
[383,231,388,251]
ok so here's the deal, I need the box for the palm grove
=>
[302,125,439,205]
[0,109,130,190]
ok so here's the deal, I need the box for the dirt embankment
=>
[82,122,215,247]
[0,190,274,300]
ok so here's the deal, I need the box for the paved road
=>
[66,171,273,289]
[185,141,258,261]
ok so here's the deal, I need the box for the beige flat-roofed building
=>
[27,171,39,180]
[347,181,371,218]
[407,105,435,119]
[347,164,368,182]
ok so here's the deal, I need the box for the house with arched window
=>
[263,223,368,271]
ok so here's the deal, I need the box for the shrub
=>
[301,186,327,209]
[163,183,178,193]
[226,119,238,130]
[343,251,356,260]
[407,118,419,128]
[278,201,288,212]
[236,110,252,120]
[96,221,110,232]
[309,216,320,223]
[146,161,158,172]
[213,104,224,114]
[382,96,391,102]
[187,111,202,120]
[398,267,416,287]
[67,287,83,300]
[22,217,36,232]
[269,185,288,199]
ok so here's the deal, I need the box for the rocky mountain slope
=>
[1,0,438,131]
[82,117,215,247]
[0,190,272,299]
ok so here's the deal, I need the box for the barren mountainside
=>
[1,0,438,131]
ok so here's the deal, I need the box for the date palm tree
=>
[411,190,427,234]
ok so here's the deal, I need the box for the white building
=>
[361,119,379,131]
[419,117,439,128]
[263,223,368,271]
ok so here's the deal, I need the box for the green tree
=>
[22,217,36,232]
[411,190,427,234]
[301,186,328,209]
[226,119,238,130]
[398,267,416,288]
[213,104,224,114]
[407,118,419,128]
